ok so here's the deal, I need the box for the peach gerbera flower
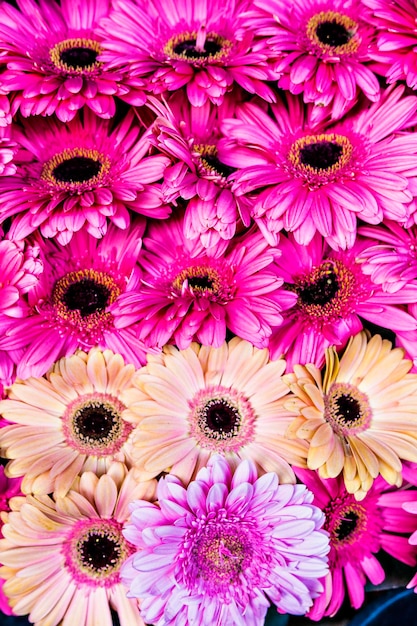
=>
[284,331,417,499]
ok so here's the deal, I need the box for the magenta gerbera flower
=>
[149,92,252,251]
[0,222,156,378]
[121,455,329,624]
[253,0,380,119]
[98,0,276,107]
[0,110,170,244]
[220,87,417,249]
[0,124,15,177]
[294,468,417,619]
[113,216,296,350]
[268,232,417,368]
[0,0,143,122]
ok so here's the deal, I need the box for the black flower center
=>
[205,400,240,434]
[174,38,222,58]
[335,510,359,541]
[202,154,236,178]
[79,533,121,572]
[60,46,99,70]
[299,141,343,170]
[316,20,351,47]
[334,394,361,424]
[53,156,102,184]
[62,278,110,317]
[298,267,339,306]
[188,275,214,290]
[74,404,118,441]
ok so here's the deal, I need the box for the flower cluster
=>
[0,1,417,625]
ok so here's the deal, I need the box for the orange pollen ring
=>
[173,265,221,295]
[40,147,111,190]
[324,382,372,437]
[306,11,360,55]
[49,38,103,74]
[288,133,353,176]
[164,30,232,63]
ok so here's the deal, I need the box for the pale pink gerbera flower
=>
[0,463,156,626]
[121,455,329,624]
[0,466,22,616]
[295,468,417,620]
[121,337,309,484]
[0,222,154,378]
[253,0,380,119]
[220,87,417,249]
[363,0,417,89]
[113,217,296,350]
[0,111,170,245]
[98,0,276,107]
[0,0,143,122]
[284,331,417,500]
[268,232,417,369]
[0,348,153,497]
[149,92,252,251]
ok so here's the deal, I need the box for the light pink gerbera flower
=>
[268,232,417,369]
[363,0,417,89]
[0,110,170,245]
[295,468,417,619]
[113,216,296,350]
[0,0,144,122]
[253,0,380,119]
[121,455,329,624]
[0,222,155,378]
[220,87,417,250]
[0,466,22,617]
[98,0,276,107]
[0,463,157,626]
[149,92,253,251]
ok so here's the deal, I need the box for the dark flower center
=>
[205,400,240,434]
[335,510,359,541]
[80,533,121,572]
[59,47,99,70]
[299,141,343,171]
[62,278,111,317]
[324,382,372,436]
[73,404,118,441]
[187,275,214,290]
[297,266,340,306]
[315,20,351,47]
[202,153,236,178]
[334,394,361,424]
[53,156,102,184]
[174,38,222,58]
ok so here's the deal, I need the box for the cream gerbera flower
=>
[284,331,417,499]
[0,348,149,497]
[121,337,309,484]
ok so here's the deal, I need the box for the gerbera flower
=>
[113,216,296,351]
[284,331,417,499]
[121,455,329,624]
[220,87,417,249]
[253,0,380,119]
[0,125,15,177]
[0,95,12,127]
[0,348,152,497]
[149,92,252,251]
[268,232,417,369]
[98,0,276,107]
[0,463,156,626]
[363,0,417,89]
[0,466,22,616]
[0,222,154,378]
[294,468,417,619]
[0,0,144,122]
[0,110,170,245]
[121,337,309,484]
[403,491,417,593]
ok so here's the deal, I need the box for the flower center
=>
[62,393,133,456]
[325,499,368,551]
[288,134,353,180]
[306,11,360,56]
[41,148,111,192]
[188,386,256,452]
[172,264,233,302]
[324,382,372,437]
[62,278,110,317]
[49,38,103,74]
[64,519,132,587]
[193,144,236,180]
[164,29,232,66]
[52,268,120,318]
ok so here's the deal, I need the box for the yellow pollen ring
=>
[41,147,111,190]
[52,269,121,318]
[306,11,360,55]
[164,30,232,63]
[288,133,353,176]
[173,265,221,294]
[49,38,103,73]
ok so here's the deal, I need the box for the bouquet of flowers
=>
[0,1,417,625]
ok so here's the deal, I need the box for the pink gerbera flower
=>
[0,466,22,617]
[98,0,276,107]
[268,232,417,369]
[149,92,252,251]
[0,222,155,378]
[0,464,157,626]
[295,468,417,619]
[121,455,329,624]
[0,110,170,244]
[113,216,296,350]
[0,125,15,177]
[253,0,380,119]
[363,0,417,89]
[0,0,144,122]
[220,87,417,249]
